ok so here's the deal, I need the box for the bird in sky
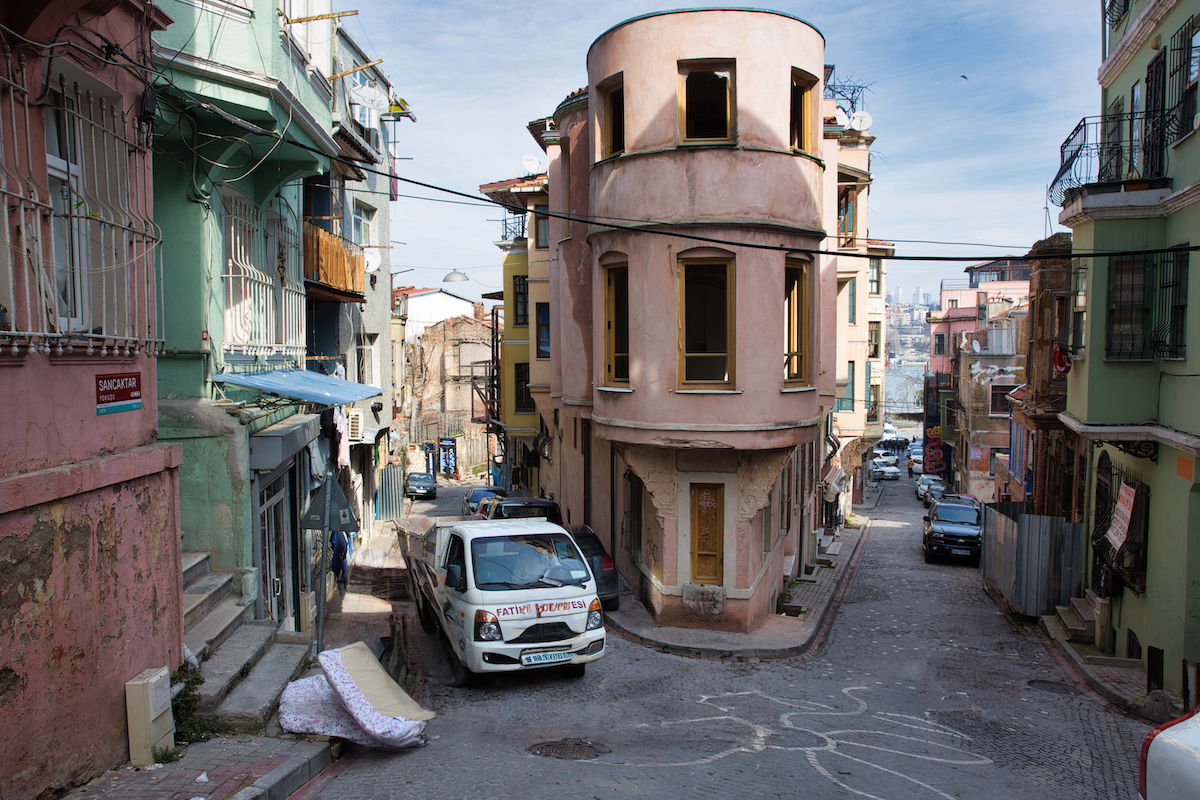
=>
[960,75,969,80]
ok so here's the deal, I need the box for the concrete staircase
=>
[1054,595,1097,644]
[182,551,311,732]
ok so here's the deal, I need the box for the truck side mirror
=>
[446,563,466,592]
[923,515,930,522]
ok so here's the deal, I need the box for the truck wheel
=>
[442,634,475,687]
[563,663,586,679]
[923,548,933,564]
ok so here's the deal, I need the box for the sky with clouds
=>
[349,0,1101,302]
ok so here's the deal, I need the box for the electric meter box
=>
[125,666,174,765]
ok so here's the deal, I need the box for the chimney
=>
[473,301,485,321]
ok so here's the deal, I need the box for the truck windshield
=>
[934,505,980,525]
[470,533,589,591]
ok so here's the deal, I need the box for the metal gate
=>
[376,464,406,521]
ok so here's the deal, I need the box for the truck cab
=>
[409,518,605,683]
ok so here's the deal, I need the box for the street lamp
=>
[442,269,469,282]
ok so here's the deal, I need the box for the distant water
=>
[884,361,927,416]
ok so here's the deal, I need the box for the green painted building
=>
[1050,0,1200,703]
[151,0,343,630]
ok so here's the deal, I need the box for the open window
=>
[783,259,808,383]
[679,258,734,385]
[790,68,817,152]
[679,60,735,143]
[600,73,625,156]
[605,264,630,385]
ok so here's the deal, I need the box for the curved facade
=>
[521,8,854,632]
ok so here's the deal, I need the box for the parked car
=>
[923,480,947,506]
[569,526,619,611]
[484,497,564,525]
[871,449,899,466]
[1140,705,1200,799]
[870,460,901,480]
[922,496,983,565]
[474,495,503,518]
[915,474,940,500]
[404,472,437,499]
[910,454,924,474]
[462,486,507,516]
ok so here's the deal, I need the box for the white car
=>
[871,449,899,466]
[870,461,901,480]
[1141,706,1200,798]
[910,455,924,474]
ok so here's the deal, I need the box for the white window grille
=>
[1,67,162,355]
[221,189,305,359]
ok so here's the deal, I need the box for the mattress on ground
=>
[278,674,378,747]
[316,641,432,748]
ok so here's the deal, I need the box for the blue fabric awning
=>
[213,368,382,406]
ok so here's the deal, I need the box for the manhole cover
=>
[528,737,611,760]
[1027,679,1075,694]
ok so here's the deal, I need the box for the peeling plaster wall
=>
[159,398,254,580]
[0,472,182,798]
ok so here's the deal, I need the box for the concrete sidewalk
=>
[64,737,331,800]
[605,520,869,660]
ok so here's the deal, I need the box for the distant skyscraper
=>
[912,286,921,305]
[923,292,932,306]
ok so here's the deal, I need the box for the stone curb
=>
[605,519,870,661]
[255,741,331,800]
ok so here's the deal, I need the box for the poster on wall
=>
[438,438,457,477]
[1105,481,1137,551]
[423,442,436,474]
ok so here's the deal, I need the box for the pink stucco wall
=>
[0,463,182,797]
[0,3,181,796]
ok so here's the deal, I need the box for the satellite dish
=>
[834,107,850,128]
[848,110,874,131]
[521,154,543,174]
[364,249,382,273]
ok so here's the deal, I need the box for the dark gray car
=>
[570,526,619,611]
[404,472,437,499]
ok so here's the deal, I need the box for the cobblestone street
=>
[308,478,1149,800]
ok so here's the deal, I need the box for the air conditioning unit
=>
[347,409,365,442]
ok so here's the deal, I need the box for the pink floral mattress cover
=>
[279,646,428,749]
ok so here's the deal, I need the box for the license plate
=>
[521,650,573,666]
[950,548,971,556]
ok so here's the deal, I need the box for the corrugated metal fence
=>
[376,464,407,521]
[983,502,1086,617]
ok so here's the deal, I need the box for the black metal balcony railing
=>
[500,213,526,241]
[1049,111,1169,206]
[1105,0,1129,25]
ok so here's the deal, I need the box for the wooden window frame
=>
[868,320,881,359]
[605,264,630,385]
[868,257,882,295]
[514,362,535,414]
[600,73,625,157]
[678,258,735,387]
[790,68,817,153]
[678,59,736,144]
[784,259,809,384]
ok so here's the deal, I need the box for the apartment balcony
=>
[303,222,365,302]
[1049,111,1170,208]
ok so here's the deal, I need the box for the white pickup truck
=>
[403,517,606,685]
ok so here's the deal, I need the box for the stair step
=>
[184,571,235,630]
[823,540,843,557]
[184,595,249,658]
[1070,595,1097,623]
[196,623,277,713]
[1056,604,1090,643]
[181,551,211,587]
[211,641,311,732]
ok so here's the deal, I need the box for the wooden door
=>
[690,483,724,584]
